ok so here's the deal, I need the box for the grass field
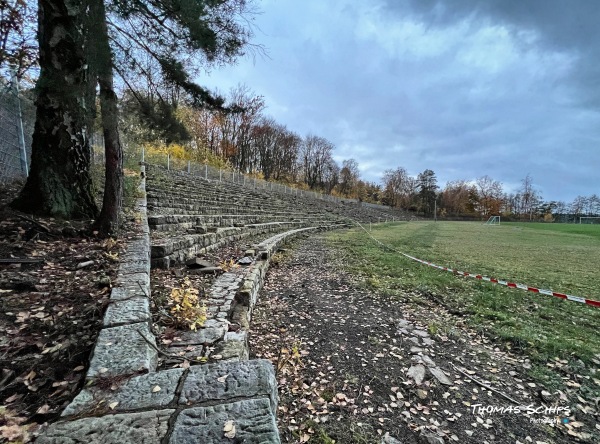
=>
[329,221,600,392]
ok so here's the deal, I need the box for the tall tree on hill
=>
[417,169,438,217]
[12,0,256,234]
[300,135,335,190]
[382,167,413,208]
[339,158,360,197]
[441,180,474,217]
[517,174,542,221]
[215,85,264,172]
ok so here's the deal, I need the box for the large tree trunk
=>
[92,0,123,235]
[11,0,98,220]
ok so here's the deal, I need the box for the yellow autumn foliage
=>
[143,141,192,161]
[169,278,207,331]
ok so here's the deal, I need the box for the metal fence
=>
[0,73,34,183]
[142,149,362,205]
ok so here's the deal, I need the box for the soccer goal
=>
[579,217,600,224]
[485,216,501,225]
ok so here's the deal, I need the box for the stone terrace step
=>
[146,163,416,224]
[147,199,322,215]
[147,186,275,201]
[149,213,332,232]
[148,206,306,217]
[150,221,316,268]
[38,360,280,444]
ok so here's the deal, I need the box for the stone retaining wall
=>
[36,167,333,443]
[36,161,402,443]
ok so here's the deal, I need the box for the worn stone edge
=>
[85,164,156,382]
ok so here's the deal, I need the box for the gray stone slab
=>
[428,366,453,386]
[185,258,216,268]
[175,322,228,346]
[63,368,183,416]
[103,297,151,327]
[180,359,277,410]
[169,399,279,444]
[87,323,158,378]
[37,409,174,444]
[124,237,150,259]
[120,250,150,263]
[421,355,436,367]
[110,284,144,301]
[213,331,249,362]
[118,259,150,276]
[397,319,412,329]
[166,344,205,363]
[407,364,426,385]
[115,272,150,290]
[422,337,435,346]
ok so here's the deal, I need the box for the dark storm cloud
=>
[398,0,600,106]
[202,0,600,202]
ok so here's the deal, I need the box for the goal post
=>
[485,216,501,225]
[579,217,600,224]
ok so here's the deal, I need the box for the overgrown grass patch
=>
[328,221,600,390]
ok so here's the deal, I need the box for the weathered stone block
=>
[170,399,279,444]
[213,331,249,362]
[180,359,276,409]
[87,323,158,379]
[120,248,149,263]
[174,322,228,346]
[115,272,150,292]
[37,409,174,444]
[185,258,215,268]
[167,344,205,363]
[103,297,151,327]
[128,236,150,256]
[110,285,142,301]
[118,259,150,276]
[62,369,183,417]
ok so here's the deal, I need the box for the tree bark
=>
[11,0,98,220]
[91,0,123,235]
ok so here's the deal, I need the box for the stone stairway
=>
[146,164,347,268]
[36,163,414,443]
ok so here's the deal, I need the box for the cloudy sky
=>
[201,0,600,202]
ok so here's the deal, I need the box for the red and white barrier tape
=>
[355,222,600,308]
[401,252,600,308]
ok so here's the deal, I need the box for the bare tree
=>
[339,158,360,197]
[383,167,415,209]
[300,135,335,190]
[441,180,474,216]
[217,84,264,172]
[518,174,542,221]
[474,175,504,217]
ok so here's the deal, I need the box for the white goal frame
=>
[579,217,600,224]
[485,216,501,225]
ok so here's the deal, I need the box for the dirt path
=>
[249,234,582,444]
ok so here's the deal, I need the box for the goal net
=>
[485,216,501,225]
[579,217,600,224]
